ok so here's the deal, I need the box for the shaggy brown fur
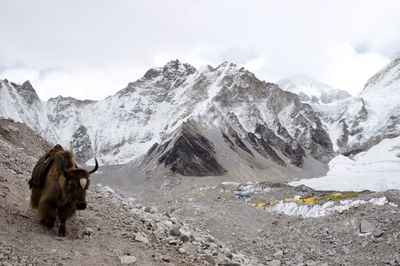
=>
[29,144,64,189]
[30,148,98,236]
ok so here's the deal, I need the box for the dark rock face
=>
[310,128,332,150]
[247,132,285,166]
[230,131,253,156]
[162,60,196,81]
[8,80,40,105]
[336,119,349,150]
[222,133,235,148]
[157,124,226,176]
[283,142,304,167]
[70,125,93,162]
[255,124,304,167]
[144,68,162,80]
[377,112,400,138]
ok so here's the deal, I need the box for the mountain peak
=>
[361,53,400,97]
[215,61,242,72]
[142,60,196,81]
[278,74,351,104]
[5,80,41,104]
[162,59,196,80]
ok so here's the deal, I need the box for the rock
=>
[144,206,157,214]
[342,246,351,255]
[372,228,384,238]
[216,253,226,263]
[181,234,190,243]
[161,256,170,262]
[133,232,149,244]
[225,252,233,259]
[203,254,216,265]
[170,228,181,237]
[269,260,281,266]
[83,227,93,236]
[294,184,314,192]
[150,234,160,244]
[178,248,186,254]
[360,220,375,233]
[168,238,181,245]
[120,255,137,264]
[274,249,283,259]
[384,190,400,205]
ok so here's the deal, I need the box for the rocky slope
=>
[156,182,400,265]
[0,117,250,265]
[93,165,400,265]
[0,60,334,179]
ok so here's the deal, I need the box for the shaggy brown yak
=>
[29,145,98,236]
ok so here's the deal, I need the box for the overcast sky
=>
[0,0,399,100]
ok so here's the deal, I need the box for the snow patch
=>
[289,136,400,192]
[267,197,389,218]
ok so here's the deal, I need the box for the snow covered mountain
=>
[0,60,333,179]
[278,74,351,105]
[315,53,400,155]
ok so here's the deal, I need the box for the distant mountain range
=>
[1,54,399,179]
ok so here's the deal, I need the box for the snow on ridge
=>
[316,54,400,151]
[0,62,254,165]
[0,60,332,165]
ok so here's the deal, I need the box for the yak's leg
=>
[38,202,56,229]
[57,204,75,237]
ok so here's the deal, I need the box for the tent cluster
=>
[285,192,360,204]
[189,183,361,212]
[251,192,361,210]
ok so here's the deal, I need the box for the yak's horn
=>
[88,158,98,174]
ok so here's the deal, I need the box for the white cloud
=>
[0,0,399,100]
[1,66,147,100]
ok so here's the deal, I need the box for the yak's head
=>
[62,157,98,210]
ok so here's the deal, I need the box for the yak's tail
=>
[30,187,42,209]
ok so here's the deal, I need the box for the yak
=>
[29,145,98,236]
